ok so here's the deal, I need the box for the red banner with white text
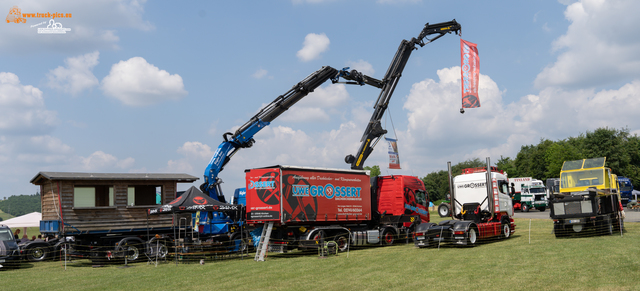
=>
[460,39,480,108]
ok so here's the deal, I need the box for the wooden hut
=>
[30,172,198,234]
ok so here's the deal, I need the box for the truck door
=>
[404,187,429,224]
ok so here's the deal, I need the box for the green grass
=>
[0,209,14,221]
[2,212,639,291]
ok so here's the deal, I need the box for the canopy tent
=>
[0,212,41,228]
[148,186,241,215]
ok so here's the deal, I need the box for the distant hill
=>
[0,194,41,217]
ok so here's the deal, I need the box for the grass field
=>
[0,210,14,221]
[2,214,639,291]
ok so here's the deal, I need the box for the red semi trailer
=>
[245,165,429,255]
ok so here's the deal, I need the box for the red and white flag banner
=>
[386,137,401,169]
[460,39,480,108]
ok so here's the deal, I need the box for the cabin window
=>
[127,185,162,206]
[74,186,114,207]
[414,190,427,207]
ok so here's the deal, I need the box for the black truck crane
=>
[344,20,461,170]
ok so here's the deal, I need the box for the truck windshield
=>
[414,190,427,206]
[620,185,633,191]
[0,229,14,241]
[529,187,546,194]
[561,169,604,188]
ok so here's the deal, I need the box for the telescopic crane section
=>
[345,20,461,170]
[201,66,349,201]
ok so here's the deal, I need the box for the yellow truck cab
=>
[550,157,623,237]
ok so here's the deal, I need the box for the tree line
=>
[0,194,41,217]
[422,127,640,202]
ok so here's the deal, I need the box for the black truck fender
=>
[452,221,478,246]
[20,241,53,262]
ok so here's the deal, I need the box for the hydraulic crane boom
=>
[202,65,368,201]
[345,19,461,170]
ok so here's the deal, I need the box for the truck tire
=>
[381,229,395,246]
[537,207,546,212]
[334,235,349,252]
[501,221,511,239]
[230,232,251,252]
[116,239,142,262]
[521,204,529,212]
[438,204,450,217]
[25,245,50,262]
[466,226,478,246]
[312,230,326,244]
[147,238,169,259]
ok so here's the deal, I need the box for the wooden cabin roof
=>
[30,172,199,185]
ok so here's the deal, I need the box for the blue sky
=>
[2,0,640,200]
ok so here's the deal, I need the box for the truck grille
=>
[565,201,581,215]
[554,200,593,216]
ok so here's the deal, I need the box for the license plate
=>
[454,236,464,240]
[569,219,580,224]
[417,236,425,240]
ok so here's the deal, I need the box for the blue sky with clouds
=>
[2,0,640,200]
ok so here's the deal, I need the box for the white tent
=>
[0,212,41,228]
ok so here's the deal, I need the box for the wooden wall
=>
[39,179,189,233]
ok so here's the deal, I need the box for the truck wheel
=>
[438,204,450,217]
[230,232,250,252]
[26,245,49,262]
[147,238,169,259]
[334,235,349,252]
[116,240,141,262]
[501,221,511,239]
[537,207,546,212]
[381,229,395,246]
[467,227,478,246]
[521,204,529,212]
[312,230,326,243]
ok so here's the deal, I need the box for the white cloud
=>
[163,141,214,174]
[297,33,330,62]
[278,84,350,123]
[47,51,99,95]
[252,68,269,79]
[101,57,188,106]
[345,60,375,76]
[0,72,57,135]
[0,0,153,53]
[79,151,134,170]
[535,0,640,89]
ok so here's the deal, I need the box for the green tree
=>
[0,193,41,217]
[496,156,517,177]
[421,158,487,202]
[364,165,381,177]
[544,139,581,178]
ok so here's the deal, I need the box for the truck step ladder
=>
[254,222,274,261]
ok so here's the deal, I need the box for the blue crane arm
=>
[201,65,356,201]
